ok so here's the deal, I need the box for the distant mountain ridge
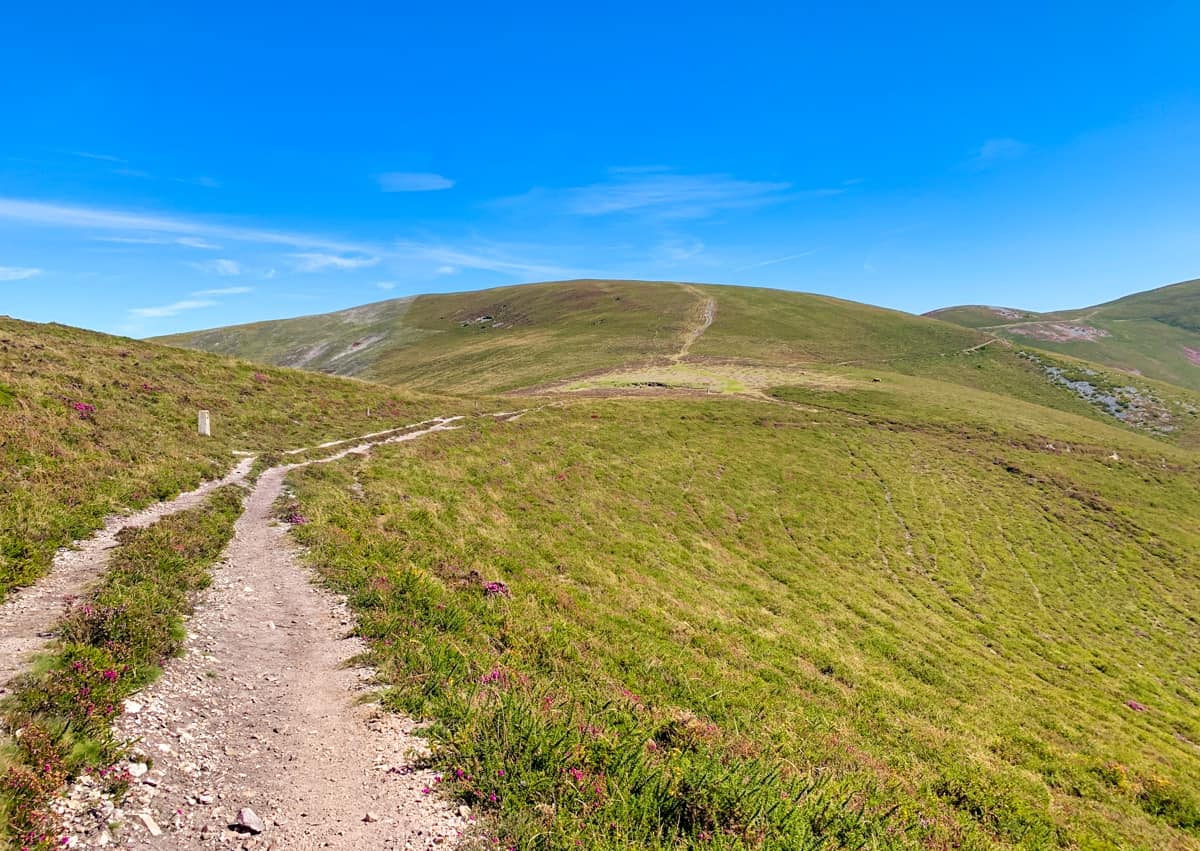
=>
[927,277,1200,391]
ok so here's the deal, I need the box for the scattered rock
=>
[138,812,163,837]
[127,762,148,778]
[235,807,266,834]
[363,811,380,823]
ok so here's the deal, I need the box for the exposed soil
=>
[672,285,716,362]
[18,418,478,849]
[0,456,256,692]
[1007,322,1111,343]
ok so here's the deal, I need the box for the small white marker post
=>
[198,409,211,437]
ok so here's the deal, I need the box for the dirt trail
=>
[55,417,469,849]
[0,456,257,692]
[673,284,716,362]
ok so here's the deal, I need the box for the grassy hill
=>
[928,278,1200,392]
[288,383,1200,849]
[158,279,994,394]
[0,315,451,599]
[9,278,1200,848]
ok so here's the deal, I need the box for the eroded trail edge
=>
[0,456,257,692]
[54,417,474,850]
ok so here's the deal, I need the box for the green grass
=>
[0,485,245,850]
[158,279,1001,394]
[0,316,453,600]
[930,278,1200,392]
[283,389,1200,849]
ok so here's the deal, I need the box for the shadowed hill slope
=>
[929,278,1200,391]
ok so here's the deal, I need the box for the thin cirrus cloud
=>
[0,196,572,280]
[498,169,838,220]
[392,240,577,279]
[193,286,253,296]
[0,197,374,255]
[968,138,1030,168]
[0,265,42,281]
[376,172,455,192]
[191,258,242,276]
[290,252,380,272]
[129,299,217,318]
[734,248,819,272]
[93,234,221,250]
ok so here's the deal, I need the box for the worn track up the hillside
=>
[0,456,257,692]
[5,417,486,850]
[0,420,446,693]
[673,284,716,362]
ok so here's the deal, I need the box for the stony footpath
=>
[0,456,257,692]
[44,419,472,850]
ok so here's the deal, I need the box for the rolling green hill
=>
[158,279,993,394]
[928,278,1200,392]
[8,278,1200,848]
[0,315,449,599]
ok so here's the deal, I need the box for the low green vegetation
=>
[285,388,1200,849]
[930,278,1200,392]
[0,316,449,600]
[0,485,244,850]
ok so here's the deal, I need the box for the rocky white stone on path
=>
[54,418,469,850]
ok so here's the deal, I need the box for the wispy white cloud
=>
[0,197,374,254]
[968,138,1029,168]
[376,281,397,290]
[192,258,242,276]
[172,175,220,189]
[377,172,455,192]
[435,265,458,276]
[734,249,819,272]
[497,170,835,220]
[290,252,380,272]
[93,234,221,250]
[192,285,252,296]
[393,240,576,279]
[73,151,126,163]
[658,237,705,262]
[0,265,42,281]
[130,299,216,318]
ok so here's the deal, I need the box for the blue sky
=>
[2,1,1199,336]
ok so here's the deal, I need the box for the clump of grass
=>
[0,485,244,849]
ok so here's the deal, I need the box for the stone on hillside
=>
[235,807,266,834]
[127,762,148,778]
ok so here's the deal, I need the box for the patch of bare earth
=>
[1183,346,1200,366]
[0,456,256,693]
[1007,323,1111,342]
[46,420,474,850]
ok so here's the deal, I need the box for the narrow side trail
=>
[58,417,470,850]
[0,456,257,691]
[672,283,716,363]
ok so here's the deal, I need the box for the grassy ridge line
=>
[0,316,449,600]
[285,399,1200,849]
[0,485,245,850]
[928,278,1200,392]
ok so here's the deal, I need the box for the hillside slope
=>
[287,382,1200,848]
[158,279,991,394]
[0,316,450,599]
[928,278,1200,391]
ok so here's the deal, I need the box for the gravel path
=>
[46,417,473,849]
[0,455,257,692]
